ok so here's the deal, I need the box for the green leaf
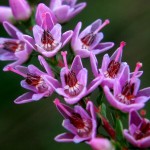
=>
[101,103,107,118]
[115,119,124,141]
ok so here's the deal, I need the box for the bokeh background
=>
[0,0,150,150]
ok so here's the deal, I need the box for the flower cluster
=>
[0,0,150,150]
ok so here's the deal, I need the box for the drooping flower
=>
[87,137,114,150]
[0,21,33,71]
[71,19,114,58]
[9,0,31,21]
[0,6,14,23]
[90,41,127,88]
[54,99,97,143]
[44,51,103,104]
[104,62,150,112]
[124,110,150,148]
[49,0,86,23]
[6,55,55,104]
[25,12,73,58]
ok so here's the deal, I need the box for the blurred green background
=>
[0,0,150,150]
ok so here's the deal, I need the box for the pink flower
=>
[9,0,31,21]
[0,6,14,23]
[71,19,114,58]
[54,99,97,143]
[87,138,114,150]
[104,62,150,112]
[124,110,150,148]
[90,41,127,88]
[44,51,103,104]
[0,21,33,71]
[49,0,86,23]
[7,56,55,104]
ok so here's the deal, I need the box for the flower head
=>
[0,6,14,23]
[124,110,150,148]
[9,0,31,21]
[71,19,114,58]
[26,13,73,58]
[49,0,86,23]
[90,41,127,88]
[7,56,55,104]
[104,62,150,112]
[0,21,33,71]
[44,51,103,104]
[54,99,97,143]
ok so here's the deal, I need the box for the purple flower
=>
[49,0,86,23]
[87,137,114,150]
[35,3,57,27]
[7,55,55,104]
[0,6,14,23]
[90,41,127,88]
[9,0,31,21]
[124,110,150,148]
[54,98,97,143]
[71,19,114,58]
[26,13,73,58]
[103,62,150,112]
[44,51,103,104]
[0,21,33,71]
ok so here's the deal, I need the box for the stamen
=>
[115,41,126,62]
[41,30,58,51]
[93,19,110,34]
[61,51,69,73]
[130,62,142,82]
[7,66,27,78]
[53,98,72,117]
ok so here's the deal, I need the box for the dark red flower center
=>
[69,113,92,137]
[134,119,150,140]
[81,32,96,47]
[3,41,25,52]
[121,82,135,100]
[106,60,120,78]
[64,71,83,96]
[26,73,41,86]
[69,113,85,129]
[41,30,58,51]
[65,71,77,87]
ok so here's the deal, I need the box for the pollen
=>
[41,30,58,51]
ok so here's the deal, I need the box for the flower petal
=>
[55,133,74,142]
[14,92,34,104]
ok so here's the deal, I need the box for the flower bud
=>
[87,138,114,150]
[9,0,31,20]
[0,6,14,23]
